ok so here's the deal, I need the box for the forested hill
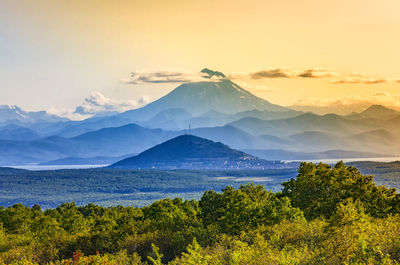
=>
[110,134,285,169]
[1,161,400,264]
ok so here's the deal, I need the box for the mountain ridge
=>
[0,105,68,124]
[347,104,400,120]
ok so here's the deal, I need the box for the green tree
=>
[200,184,304,235]
[282,161,400,219]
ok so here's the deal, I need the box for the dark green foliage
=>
[282,161,400,219]
[0,162,399,264]
[200,184,304,235]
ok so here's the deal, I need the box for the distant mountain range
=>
[347,104,400,120]
[110,134,286,169]
[1,69,400,165]
[0,124,180,165]
[244,149,388,161]
[0,105,67,124]
[290,102,400,116]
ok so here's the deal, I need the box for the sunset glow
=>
[1,0,399,112]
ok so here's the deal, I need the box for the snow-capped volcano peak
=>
[116,71,289,121]
[0,104,66,123]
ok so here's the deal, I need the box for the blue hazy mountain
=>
[289,131,347,150]
[229,113,379,136]
[138,108,193,130]
[347,105,400,120]
[110,134,283,169]
[147,108,193,123]
[0,125,41,141]
[347,129,399,152]
[244,149,388,161]
[53,116,133,138]
[2,112,400,165]
[0,124,179,165]
[40,154,134,165]
[189,125,269,149]
[71,123,179,156]
[141,108,302,131]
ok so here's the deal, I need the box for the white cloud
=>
[230,68,398,85]
[47,107,91,121]
[371,92,400,107]
[121,69,225,84]
[297,69,337,78]
[238,68,337,79]
[121,68,399,87]
[48,92,150,120]
[249,68,292,79]
[74,91,149,115]
[331,78,387,84]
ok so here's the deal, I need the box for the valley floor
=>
[0,161,399,208]
[0,168,297,208]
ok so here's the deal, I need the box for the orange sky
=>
[0,0,399,111]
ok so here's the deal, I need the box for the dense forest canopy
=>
[0,162,400,264]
